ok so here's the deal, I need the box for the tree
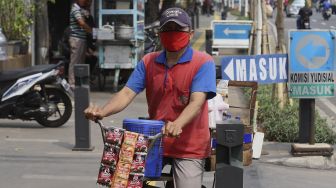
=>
[275,0,294,107]
[35,0,51,65]
[145,0,160,24]
[145,0,178,25]
[275,0,285,53]
[161,0,177,14]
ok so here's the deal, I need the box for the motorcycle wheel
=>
[36,87,72,127]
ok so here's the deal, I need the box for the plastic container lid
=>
[123,118,164,125]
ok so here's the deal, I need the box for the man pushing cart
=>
[85,7,216,188]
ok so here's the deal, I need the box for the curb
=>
[260,142,336,170]
[260,154,336,170]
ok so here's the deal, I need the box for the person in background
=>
[284,0,289,11]
[323,0,332,10]
[68,0,92,89]
[84,7,216,188]
[82,0,98,81]
[297,1,313,29]
[205,0,213,17]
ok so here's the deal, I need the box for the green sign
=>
[289,83,334,98]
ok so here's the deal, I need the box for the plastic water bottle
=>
[0,27,7,61]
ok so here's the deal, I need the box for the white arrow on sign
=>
[224,28,246,36]
[224,58,234,80]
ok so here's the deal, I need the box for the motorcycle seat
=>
[0,64,60,83]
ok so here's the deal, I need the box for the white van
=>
[286,0,306,17]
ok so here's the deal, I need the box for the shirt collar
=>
[74,3,81,9]
[155,45,193,65]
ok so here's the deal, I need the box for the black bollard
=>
[205,29,213,55]
[216,121,244,188]
[73,64,94,151]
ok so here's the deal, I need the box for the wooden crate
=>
[243,149,253,166]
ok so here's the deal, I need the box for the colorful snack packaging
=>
[113,162,131,180]
[98,128,150,187]
[118,131,138,164]
[130,153,146,174]
[105,127,124,147]
[134,135,149,153]
[123,131,138,146]
[101,144,120,167]
[119,145,135,164]
[97,164,113,186]
[112,178,128,188]
[127,173,144,188]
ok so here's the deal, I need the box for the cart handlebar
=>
[94,120,162,150]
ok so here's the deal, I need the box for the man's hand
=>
[84,103,105,121]
[162,121,183,138]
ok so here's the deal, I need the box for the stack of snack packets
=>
[111,131,138,188]
[97,127,124,186]
[127,134,149,188]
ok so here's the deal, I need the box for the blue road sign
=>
[211,20,253,49]
[213,23,252,40]
[289,30,335,72]
[221,54,288,84]
[288,30,336,98]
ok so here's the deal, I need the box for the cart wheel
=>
[98,69,106,91]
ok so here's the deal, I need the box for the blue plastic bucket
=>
[244,133,252,144]
[123,118,164,178]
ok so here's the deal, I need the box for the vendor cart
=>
[96,0,144,91]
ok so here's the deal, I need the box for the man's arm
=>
[84,86,137,120]
[164,92,207,137]
[77,18,92,34]
[72,6,92,34]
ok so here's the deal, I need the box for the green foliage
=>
[229,9,250,20]
[256,85,336,144]
[0,0,35,41]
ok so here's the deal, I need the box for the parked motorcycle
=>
[144,21,161,54]
[0,62,73,127]
[322,8,332,20]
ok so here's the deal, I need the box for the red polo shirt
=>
[126,46,216,159]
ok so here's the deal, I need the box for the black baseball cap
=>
[160,7,191,29]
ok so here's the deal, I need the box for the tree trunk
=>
[249,0,254,20]
[261,0,269,54]
[275,0,287,107]
[145,0,160,24]
[276,0,285,53]
[35,0,50,65]
[160,0,177,14]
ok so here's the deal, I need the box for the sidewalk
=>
[261,142,336,170]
